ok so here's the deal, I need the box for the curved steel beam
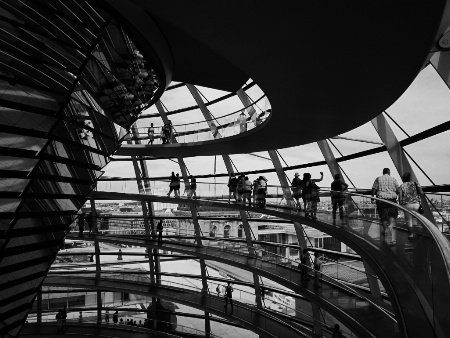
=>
[43,275,312,338]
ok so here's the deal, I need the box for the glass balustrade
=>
[79,182,450,335]
[127,95,270,145]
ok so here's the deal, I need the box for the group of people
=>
[228,173,268,208]
[146,121,173,145]
[372,168,423,240]
[299,249,323,288]
[167,172,197,198]
[215,281,234,314]
[77,212,95,237]
[291,172,325,220]
[55,305,67,333]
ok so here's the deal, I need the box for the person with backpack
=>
[223,281,234,314]
[331,174,348,225]
[243,176,253,206]
[303,172,323,219]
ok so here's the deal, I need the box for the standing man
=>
[105,309,110,322]
[113,310,118,324]
[157,219,164,244]
[291,173,303,210]
[223,281,234,314]
[147,123,155,144]
[331,174,348,225]
[228,173,238,203]
[371,168,399,243]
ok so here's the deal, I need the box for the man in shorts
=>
[372,168,399,243]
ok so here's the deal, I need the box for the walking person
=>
[147,123,155,144]
[157,219,163,244]
[189,175,197,199]
[228,173,238,203]
[243,176,252,206]
[167,172,177,197]
[371,168,399,243]
[174,173,181,197]
[113,310,118,324]
[78,311,83,323]
[78,213,85,237]
[398,172,423,239]
[291,173,303,210]
[223,281,234,314]
[313,252,322,288]
[300,249,310,282]
[331,174,348,225]
[303,172,323,219]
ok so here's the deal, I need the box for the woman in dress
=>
[399,172,423,239]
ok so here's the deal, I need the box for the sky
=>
[99,65,450,196]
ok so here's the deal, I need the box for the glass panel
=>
[0,178,29,192]
[0,108,56,132]
[0,132,46,151]
[0,156,38,171]
[0,198,21,212]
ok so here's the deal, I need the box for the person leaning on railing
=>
[371,168,399,243]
